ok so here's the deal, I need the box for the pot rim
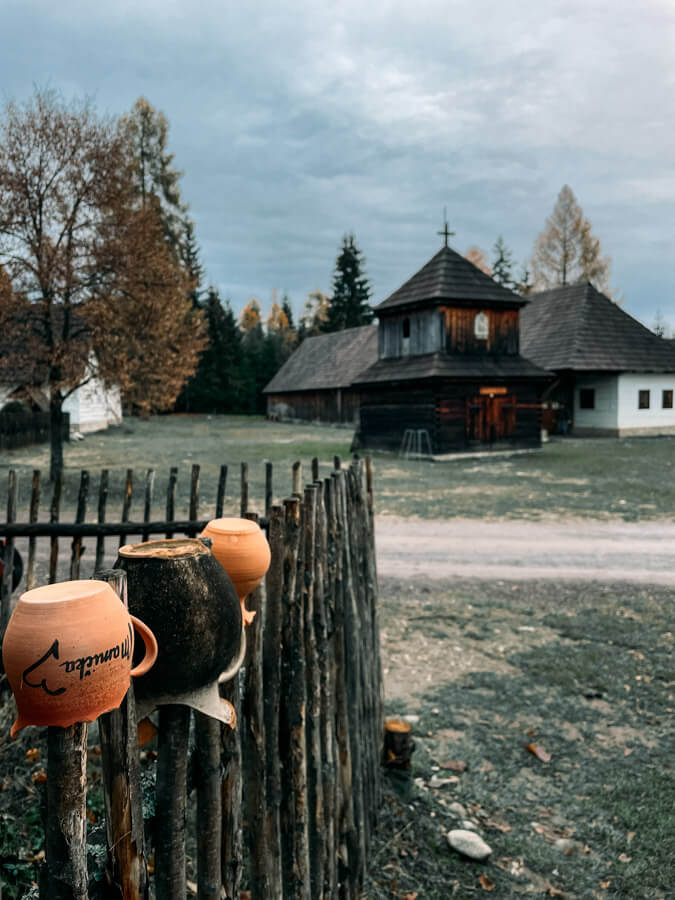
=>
[119,538,209,559]
[202,517,260,535]
[19,579,112,606]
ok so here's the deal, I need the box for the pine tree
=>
[122,97,189,253]
[324,234,373,332]
[181,288,244,412]
[281,292,295,331]
[181,220,203,307]
[531,185,611,293]
[491,236,514,288]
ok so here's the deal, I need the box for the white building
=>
[521,282,675,437]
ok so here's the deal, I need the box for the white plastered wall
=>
[616,373,675,435]
[573,375,618,431]
[63,378,122,433]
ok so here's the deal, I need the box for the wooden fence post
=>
[216,465,228,519]
[46,723,88,900]
[70,471,89,580]
[262,505,284,898]
[165,466,178,538]
[265,462,273,518]
[292,461,302,497]
[221,673,243,899]
[1,469,17,631]
[155,705,192,900]
[95,470,109,573]
[142,469,155,543]
[26,469,41,591]
[48,473,62,584]
[194,711,222,900]
[119,470,133,548]
[302,485,325,899]
[241,512,270,898]
[96,568,149,900]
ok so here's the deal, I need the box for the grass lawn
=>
[1,414,675,521]
[368,576,675,899]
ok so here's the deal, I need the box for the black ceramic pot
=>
[116,538,242,703]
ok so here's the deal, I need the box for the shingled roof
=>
[520,283,675,373]
[376,245,525,312]
[354,351,548,385]
[263,325,378,394]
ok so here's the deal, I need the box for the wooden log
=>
[336,471,366,890]
[95,470,109,573]
[265,461,273,518]
[279,496,311,898]
[194,711,222,900]
[240,462,248,517]
[48,473,62,584]
[1,470,17,631]
[262,505,284,897]
[313,480,337,897]
[333,456,341,472]
[302,485,325,899]
[363,458,383,813]
[96,568,148,900]
[216,465,228,519]
[119,469,133,548]
[155,704,191,900]
[311,457,319,483]
[382,719,415,769]
[141,469,155,543]
[221,673,243,900]
[241,511,270,898]
[327,474,356,898]
[165,466,178,538]
[188,464,200,537]
[26,469,41,590]
[292,461,302,497]
[1,519,217,539]
[46,723,88,900]
[70,470,89,580]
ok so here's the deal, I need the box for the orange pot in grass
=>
[200,518,271,625]
[1,580,157,737]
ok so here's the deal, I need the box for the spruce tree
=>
[324,234,373,332]
[491,236,514,288]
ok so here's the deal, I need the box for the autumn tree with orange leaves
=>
[0,88,204,478]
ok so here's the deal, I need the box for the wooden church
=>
[352,232,550,453]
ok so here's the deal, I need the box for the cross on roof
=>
[437,212,455,248]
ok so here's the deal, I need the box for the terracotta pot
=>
[201,518,271,625]
[1,579,157,738]
[116,538,242,714]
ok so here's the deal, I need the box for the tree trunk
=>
[50,394,64,483]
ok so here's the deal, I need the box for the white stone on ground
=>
[447,829,492,860]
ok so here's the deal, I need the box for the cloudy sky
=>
[2,0,674,329]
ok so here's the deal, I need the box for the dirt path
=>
[375,515,675,584]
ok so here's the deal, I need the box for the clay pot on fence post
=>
[1,579,157,737]
[116,537,243,722]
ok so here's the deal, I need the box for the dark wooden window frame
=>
[663,389,673,409]
[639,389,650,410]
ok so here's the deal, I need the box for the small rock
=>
[447,829,492,860]
[448,801,467,817]
[461,819,479,831]
[553,838,585,856]
[402,714,420,724]
[429,775,459,788]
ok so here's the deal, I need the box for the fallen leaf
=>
[478,874,495,891]
[599,880,611,889]
[25,748,40,763]
[627,831,635,842]
[618,853,631,863]
[547,887,565,898]
[624,748,633,756]
[138,717,158,747]
[525,743,551,763]
[440,759,467,772]
[526,728,536,736]
[486,817,512,833]
[32,769,47,784]
[404,894,418,900]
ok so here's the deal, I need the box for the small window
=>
[579,389,595,410]
[474,312,489,340]
[663,390,673,409]
[639,390,650,410]
[402,317,410,338]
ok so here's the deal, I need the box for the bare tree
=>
[0,88,204,478]
[465,247,492,276]
[531,185,611,293]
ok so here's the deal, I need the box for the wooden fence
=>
[0,407,70,450]
[0,456,383,899]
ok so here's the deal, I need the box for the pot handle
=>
[129,616,159,678]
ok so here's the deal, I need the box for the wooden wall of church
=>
[378,310,443,358]
[441,307,519,355]
[357,380,542,452]
[266,389,360,424]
